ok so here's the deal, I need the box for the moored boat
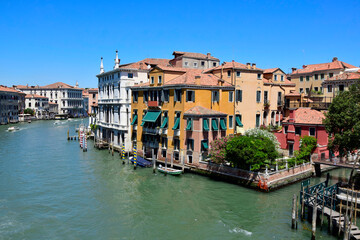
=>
[157,165,182,175]
[129,156,152,167]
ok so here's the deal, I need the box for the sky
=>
[0,0,359,88]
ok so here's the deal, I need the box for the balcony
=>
[133,125,137,131]
[159,128,168,135]
[144,141,159,148]
[263,100,270,109]
[143,127,160,135]
[174,129,180,137]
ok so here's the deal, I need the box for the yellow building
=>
[206,61,295,131]
[322,68,360,98]
[131,66,234,165]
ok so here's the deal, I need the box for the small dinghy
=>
[157,165,182,175]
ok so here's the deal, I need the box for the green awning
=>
[160,116,168,128]
[142,111,161,123]
[186,119,192,130]
[220,118,227,130]
[203,119,209,131]
[212,119,218,131]
[172,117,180,130]
[140,121,145,126]
[131,115,138,125]
[201,141,208,149]
[235,115,243,127]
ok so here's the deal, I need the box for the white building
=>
[96,50,169,152]
[16,82,84,117]
[25,94,50,119]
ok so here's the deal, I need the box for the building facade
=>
[169,51,220,69]
[0,86,26,124]
[25,94,50,119]
[322,68,360,98]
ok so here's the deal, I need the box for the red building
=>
[274,108,329,160]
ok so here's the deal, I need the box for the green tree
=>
[209,135,233,164]
[323,84,360,159]
[294,136,317,164]
[24,108,35,116]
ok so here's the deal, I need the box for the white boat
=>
[8,126,19,131]
[157,165,183,175]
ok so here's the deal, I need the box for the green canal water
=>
[0,119,351,239]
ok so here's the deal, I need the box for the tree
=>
[245,128,280,150]
[209,135,233,164]
[294,136,317,164]
[323,84,360,159]
[24,108,35,116]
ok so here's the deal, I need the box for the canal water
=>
[0,119,351,239]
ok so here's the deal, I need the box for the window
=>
[186,90,195,102]
[118,73,120,78]
[211,118,219,131]
[174,89,182,102]
[212,91,219,102]
[184,62,188,66]
[264,91,268,103]
[309,127,316,136]
[236,71,241,77]
[132,91,138,103]
[284,126,288,133]
[158,76,162,84]
[143,91,148,102]
[320,87,323,93]
[327,85,332,93]
[187,139,194,151]
[299,88,303,93]
[174,139,180,150]
[329,73,334,78]
[236,90,242,102]
[256,114,260,128]
[162,137,168,148]
[229,115,233,129]
[29,102,31,107]
[295,127,301,135]
[274,75,278,81]
[315,74,318,80]
[320,74,325,80]
[228,92,234,102]
[150,76,154,84]
[186,118,192,131]
[193,62,198,68]
[213,62,217,67]
[339,85,345,92]
[306,76,310,81]
[203,118,209,131]
[227,70,231,77]
[257,73,262,79]
[256,90,261,103]
[164,90,169,102]
[128,73,133,78]
[281,75,284,81]
[300,76,304,82]
[201,140,209,152]
[314,87,318,92]
[306,88,310,94]
[201,61,205,67]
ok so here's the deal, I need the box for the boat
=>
[157,165,183,175]
[8,126,19,131]
[130,156,152,167]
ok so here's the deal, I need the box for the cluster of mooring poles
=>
[292,174,360,240]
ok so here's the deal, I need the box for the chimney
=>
[195,75,201,85]
[232,60,235,62]
[139,62,143,69]
[207,53,211,59]
[332,57,338,62]
[252,63,256,69]
[302,65,307,69]
[291,68,297,72]
[246,63,251,69]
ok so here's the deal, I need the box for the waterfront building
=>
[290,57,356,96]
[205,61,295,132]
[48,102,58,119]
[131,66,234,165]
[16,82,84,116]
[169,51,220,69]
[82,88,99,115]
[96,50,170,152]
[0,85,26,124]
[82,90,89,116]
[24,94,50,119]
[322,68,360,98]
[274,108,329,159]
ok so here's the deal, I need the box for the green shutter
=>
[212,119,218,131]
[160,116,168,128]
[131,115,138,125]
[142,111,161,123]
[235,116,243,127]
[201,141,208,149]
[220,118,227,130]
[203,119,209,131]
[140,121,145,126]
[172,117,180,130]
[186,119,192,130]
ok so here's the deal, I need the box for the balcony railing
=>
[174,129,180,137]
[159,128,168,135]
[143,127,160,135]
[263,100,270,109]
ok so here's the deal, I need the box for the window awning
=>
[172,117,180,130]
[201,141,208,149]
[220,118,227,130]
[235,115,243,127]
[160,116,168,128]
[142,111,161,123]
[186,119,192,130]
[131,115,138,125]
[212,119,218,131]
[140,121,145,126]
[203,119,209,131]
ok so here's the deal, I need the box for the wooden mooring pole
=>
[292,194,296,229]
[339,200,343,237]
[329,193,334,233]
[152,149,156,173]
[321,192,325,230]
[312,191,318,240]
[295,195,298,229]
[301,186,305,220]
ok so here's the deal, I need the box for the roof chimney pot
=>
[252,63,256,69]
[246,63,251,69]
[332,57,338,62]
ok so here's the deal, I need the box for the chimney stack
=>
[252,63,256,69]
[291,68,297,73]
[246,63,251,69]
[302,65,307,69]
[207,53,211,59]
[332,57,338,62]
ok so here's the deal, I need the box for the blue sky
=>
[0,0,359,88]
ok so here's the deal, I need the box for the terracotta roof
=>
[205,61,262,72]
[262,78,295,86]
[0,85,26,94]
[285,91,301,97]
[326,71,360,81]
[291,59,356,75]
[119,58,171,70]
[184,106,227,116]
[25,94,48,99]
[164,69,232,87]
[42,82,77,89]
[284,108,325,125]
[263,68,279,73]
[154,65,188,72]
[172,51,219,61]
